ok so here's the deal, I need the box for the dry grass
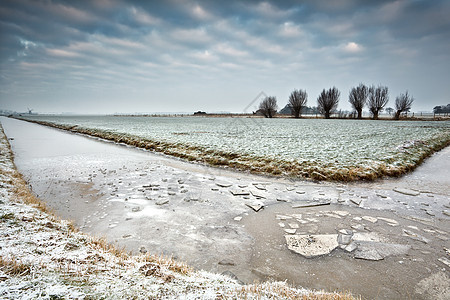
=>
[87,235,130,261]
[11,179,53,214]
[229,282,359,300]
[0,212,15,220]
[1,137,53,215]
[0,255,31,276]
[140,253,193,275]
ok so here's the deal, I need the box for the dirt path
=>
[1,117,449,299]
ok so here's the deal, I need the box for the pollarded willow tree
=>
[288,89,307,118]
[349,83,368,119]
[367,85,389,120]
[394,91,414,120]
[258,96,278,118]
[317,87,340,119]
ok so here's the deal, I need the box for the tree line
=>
[433,104,450,115]
[258,84,414,120]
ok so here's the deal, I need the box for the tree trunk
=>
[325,111,330,119]
[357,109,362,119]
[394,111,401,120]
[372,111,379,120]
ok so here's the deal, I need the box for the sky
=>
[1,0,450,114]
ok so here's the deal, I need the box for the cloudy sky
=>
[1,0,449,114]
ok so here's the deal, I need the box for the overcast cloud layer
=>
[1,0,449,114]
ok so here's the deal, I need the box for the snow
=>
[0,123,351,299]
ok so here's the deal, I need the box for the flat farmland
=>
[19,115,450,181]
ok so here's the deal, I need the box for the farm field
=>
[18,115,450,181]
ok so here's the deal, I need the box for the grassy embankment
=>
[0,123,357,299]
[15,117,450,182]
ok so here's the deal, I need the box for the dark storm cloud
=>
[1,0,449,113]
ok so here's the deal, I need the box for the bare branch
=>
[258,96,278,118]
[349,83,368,119]
[367,85,389,120]
[394,91,414,120]
[317,87,340,119]
[288,89,308,118]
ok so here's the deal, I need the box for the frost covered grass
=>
[0,124,357,299]
[17,116,450,181]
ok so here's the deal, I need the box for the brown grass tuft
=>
[0,255,31,276]
[141,253,193,275]
[0,212,15,221]
[233,282,359,300]
[87,236,129,261]
[0,127,53,215]
[11,176,53,214]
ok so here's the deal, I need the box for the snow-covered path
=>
[2,116,449,299]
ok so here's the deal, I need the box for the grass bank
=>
[13,117,450,181]
[0,123,357,299]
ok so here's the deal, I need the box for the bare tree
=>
[367,85,389,120]
[348,83,368,119]
[258,96,278,118]
[394,91,414,120]
[288,89,307,118]
[317,87,340,119]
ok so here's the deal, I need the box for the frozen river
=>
[1,116,449,299]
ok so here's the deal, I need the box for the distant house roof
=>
[194,111,207,115]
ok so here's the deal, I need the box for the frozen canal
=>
[2,117,449,299]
